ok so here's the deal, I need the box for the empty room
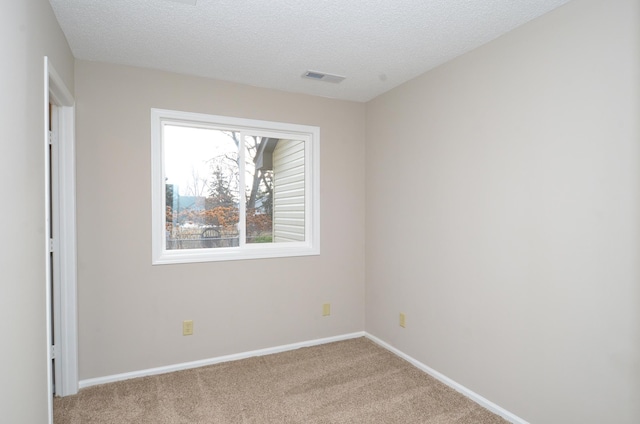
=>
[1,0,638,423]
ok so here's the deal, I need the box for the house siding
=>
[272,139,305,242]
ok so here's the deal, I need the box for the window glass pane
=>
[244,135,275,243]
[152,108,318,264]
[164,125,239,249]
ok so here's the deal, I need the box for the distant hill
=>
[173,195,206,212]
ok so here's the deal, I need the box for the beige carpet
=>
[54,337,509,423]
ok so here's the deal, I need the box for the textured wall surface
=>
[75,60,366,380]
[50,0,570,101]
[0,1,74,423]
[365,0,640,422]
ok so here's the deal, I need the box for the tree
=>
[165,182,174,229]
[201,162,238,229]
[202,132,275,241]
[184,165,208,197]
[207,164,236,208]
[222,132,274,212]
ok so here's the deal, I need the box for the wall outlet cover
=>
[183,320,194,336]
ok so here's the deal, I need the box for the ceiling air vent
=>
[164,0,197,5]
[302,70,346,84]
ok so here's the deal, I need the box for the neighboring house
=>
[255,137,306,242]
[272,139,305,242]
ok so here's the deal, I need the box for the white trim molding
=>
[45,57,79,403]
[79,332,365,389]
[44,55,54,424]
[365,333,529,424]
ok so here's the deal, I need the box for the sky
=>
[163,124,237,197]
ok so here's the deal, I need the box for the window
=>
[151,109,320,264]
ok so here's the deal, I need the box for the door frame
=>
[44,56,78,422]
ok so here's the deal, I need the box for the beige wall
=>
[7,1,637,422]
[365,0,640,423]
[0,1,74,422]
[74,61,366,379]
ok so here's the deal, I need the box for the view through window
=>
[151,109,319,264]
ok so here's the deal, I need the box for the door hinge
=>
[49,238,55,253]
[50,345,56,359]
[49,129,58,146]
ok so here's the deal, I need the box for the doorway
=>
[45,57,78,423]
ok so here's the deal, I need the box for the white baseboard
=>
[364,333,529,424]
[78,331,365,389]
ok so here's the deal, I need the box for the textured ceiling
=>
[49,0,571,102]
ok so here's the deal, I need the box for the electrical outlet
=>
[183,320,194,336]
[399,313,406,328]
[322,303,331,316]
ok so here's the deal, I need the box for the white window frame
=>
[151,108,320,264]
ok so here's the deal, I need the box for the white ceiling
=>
[49,0,571,102]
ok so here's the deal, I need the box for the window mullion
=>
[160,122,169,253]
[238,131,246,247]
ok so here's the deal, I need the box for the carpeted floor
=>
[54,337,509,423]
